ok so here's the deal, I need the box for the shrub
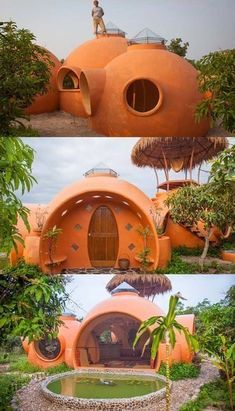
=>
[180,378,235,410]
[46,363,72,375]
[0,374,30,411]
[156,252,199,274]
[158,363,200,381]
[10,356,41,373]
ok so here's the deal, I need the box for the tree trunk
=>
[228,380,234,411]
[221,225,232,240]
[199,230,212,270]
[165,332,171,411]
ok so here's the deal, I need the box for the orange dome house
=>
[79,29,210,137]
[12,167,171,273]
[23,313,81,369]
[26,49,61,115]
[57,23,128,118]
[23,284,196,370]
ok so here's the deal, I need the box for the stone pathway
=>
[63,268,141,275]
[15,361,219,411]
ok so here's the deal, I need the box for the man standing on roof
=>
[92,1,106,35]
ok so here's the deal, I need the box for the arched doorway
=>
[88,206,119,267]
[76,313,151,368]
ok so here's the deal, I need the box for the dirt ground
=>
[23,111,102,137]
[22,111,233,138]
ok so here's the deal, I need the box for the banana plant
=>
[133,293,199,411]
[207,335,235,411]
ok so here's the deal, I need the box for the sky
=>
[21,137,235,204]
[1,0,235,61]
[64,274,235,317]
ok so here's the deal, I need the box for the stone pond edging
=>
[41,368,169,410]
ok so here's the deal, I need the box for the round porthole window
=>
[125,79,161,114]
[35,338,61,360]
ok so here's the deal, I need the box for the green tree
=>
[195,49,235,133]
[0,21,52,135]
[167,38,189,57]
[209,145,235,195]
[44,227,63,274]
[0,261,68,343]
[134,293,199,411]
[207,336,235,411]
[0,137,36,254]
[165,183,235,268]
[136,225,153,273]
[176,286,235,355]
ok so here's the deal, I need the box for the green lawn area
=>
[155,246,235,274]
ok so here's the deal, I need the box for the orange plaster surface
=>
[221,250,235,262]
[26,50,61,115]
[39,174,159,273]
[80,45,209,137]
[23,293,195,370]
[58,36,128,117]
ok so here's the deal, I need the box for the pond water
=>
[47,373,165,399]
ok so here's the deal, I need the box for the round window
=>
[35,338,61,360]
[126,79,160,113]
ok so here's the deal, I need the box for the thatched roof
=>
[131,137,228,171]
[106,274,172,299]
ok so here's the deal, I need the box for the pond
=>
[47,373,165,399]
[42,369,168,410]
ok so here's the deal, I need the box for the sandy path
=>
[23,111,102,137]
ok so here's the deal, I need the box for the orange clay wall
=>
[23,296,195,370]
[26,50,61,115]
[80,45,209,137]
[58,36,128,118]
[40,197,157,273]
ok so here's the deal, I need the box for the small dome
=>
[129,28,167,45]
[103,21,126,37]
[111,282,139,295]
[84,163,118,178]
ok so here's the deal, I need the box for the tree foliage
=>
[0,261,69,343]
[0,21,52,135]
[166,183,234,265]
[177,286,235,356]
[167,37,189,57]
[209,145,235,195]
[134,293,198,411]
[165,147,235,265]
[195,49,235,133]
[0,137,36,254]
[0,138,35,252]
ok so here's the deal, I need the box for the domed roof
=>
[46,174,155,217]
[63,35,128,70]
[84,46,209,137]
[79,290,165,329]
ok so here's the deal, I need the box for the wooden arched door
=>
[88,206,119,267]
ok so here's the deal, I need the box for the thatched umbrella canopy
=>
[131,137,228,171]
[106,274,172,300]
